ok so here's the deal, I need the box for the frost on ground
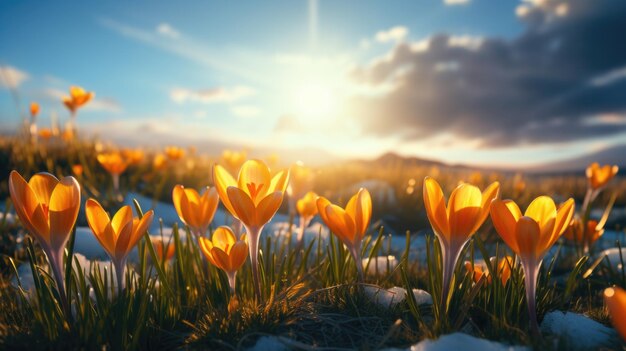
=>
[363,286,432,308]
[540,311,618,350]
[601,247,625,270]
[383,332,529,351]
[245,336,291,351]
[363,255,398,275]
[12,253,123,298]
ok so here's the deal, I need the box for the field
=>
[0,128,625,350]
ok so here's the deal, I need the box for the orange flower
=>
[287,162,314,201]
[295,191,319,246]
[71,164,84,177]
[9,171,81,311]
[464,256,513,286]
[39,128,53,140]
[604,287,626,340]
[198,226,248,291]
[97,152,129,176]
[61,128,74,142]
[165,146,185,161]
[63,86,94,113]
[490,196,574,335]
[122,148,145,165]
[423,177,499,307]
[213,159,289,299]
[85,199,154,290]
[563,217,604,251]
[30,102,40,117]
[586,163,619,191]
[152,238,175,262]
[153,153,167,171]
[172,185,220,238]
[221,149,247,173]
[317,188,372,280]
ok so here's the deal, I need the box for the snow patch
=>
[363,286,432,307]
[540,311,617,350]
[363,255,398,275]
[383,332,529,351]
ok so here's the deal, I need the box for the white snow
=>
[383,333,529,351]
[363,286,432,307]
[246,336,291,351]
[363,255,398,275]
[601,247,625,270]
[540,311,617,350]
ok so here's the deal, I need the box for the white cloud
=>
[156,23,180,39]
[170,86,256,104]
[589,66,626,87]
[375,26,408,43]
[448,35,484,50]
[0,65,29,89]
[231,105,260,118]
[444,0,470,5]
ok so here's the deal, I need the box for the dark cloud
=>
[349,0,626,147]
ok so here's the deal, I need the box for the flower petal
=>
[524,196,556,245]
[110,206,133,236]
[226,186,257,227]
[423,177,450,239]
[472,181,500,233]
[48,176,81,250]
[515,216,541,261]
[345,188,372,240]
[85,199,116,257]
[447,183,482,243]
[211,226,237,251]
[211,247,231,271]
[213,164,238,217]
[238,159,272,202]
[544,198,575,250]
[198,237,217,266]
[325,204,356,246]
[270,169,290,194]
[604,287,626,340]
[200,187,219,229]
[229,241,248,271]
[256,191,284,226]
[9,171,49,244]
[28,172,58,207]
[316,196,332,225]
[490,199,522,254]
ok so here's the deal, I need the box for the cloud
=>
[375,26,408,43]
[170,86,255,104]
[156,23,180,39]
[100,18,268,86]
[348,0,626,147]
[231,105,260,118]
[444,0,470,5]
[0,65,29,89]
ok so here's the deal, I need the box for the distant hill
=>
[525,144,626,174]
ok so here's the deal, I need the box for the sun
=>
[292,81,339,119]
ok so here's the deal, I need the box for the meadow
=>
[0,91,626,350]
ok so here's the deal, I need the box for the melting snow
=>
[540,311,617,350]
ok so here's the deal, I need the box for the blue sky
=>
[1,0,625,167]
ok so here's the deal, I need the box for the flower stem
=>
[350,244,364,282]
[440,241,463,316]
[115,257,127,294]
[522,259,542,338]
[245,225,263,301]
[46,247,70,319]
[227,271,237,294]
